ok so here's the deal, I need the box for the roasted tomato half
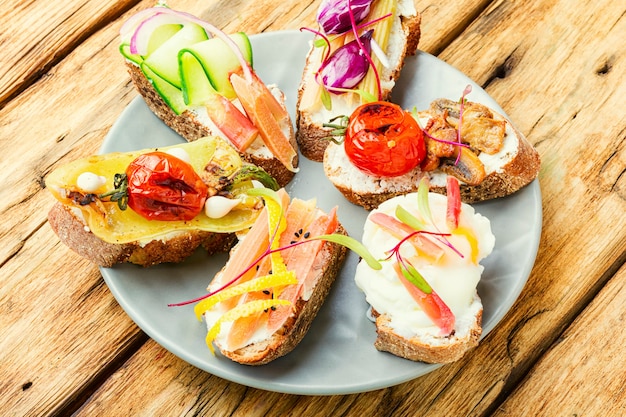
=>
[344,102,426,177]
[126,152,208,221]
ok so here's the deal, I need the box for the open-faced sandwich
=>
[119,5,298,186]
[189,189,354,365]
[296,0,421,161]
[354,177,495,363]
[323,88,541,209]
[46,136,279,267]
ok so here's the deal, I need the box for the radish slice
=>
[119,7,162,38]
[130,11,188,55]
[124,7,253,82]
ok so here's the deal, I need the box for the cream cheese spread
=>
[354,191,495,339]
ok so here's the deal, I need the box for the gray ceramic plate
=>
[100,30,542,395]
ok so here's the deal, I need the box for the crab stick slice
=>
[230,71,298,173]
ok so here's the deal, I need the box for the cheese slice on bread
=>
[46,137,273,267]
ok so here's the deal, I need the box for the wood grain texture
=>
[493,264,626,416]
[0,0,624,415]
[0,0,137,107]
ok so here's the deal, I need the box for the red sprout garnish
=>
[356,13,392,31]
[300,27,332,63]
[168,238,306,307]
[455,85,473,164]
[421,125,472,149]
[382,229,451,293]
[415,84,474,165]
[168,197,380,308]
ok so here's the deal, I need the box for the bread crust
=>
[323,110,541,210]
[217,225,348,365]
[372,293,483,363]
[126,63,297,187]
[48,202,235,267]
[296,10,421,162]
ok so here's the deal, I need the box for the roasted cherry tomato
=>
[344,102,426,177]
[126,152,208,221]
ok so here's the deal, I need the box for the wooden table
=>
[2,0,625,415]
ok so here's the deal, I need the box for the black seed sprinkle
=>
[270,306,277,311]
[303,232,311,239]
[262,290,270,295]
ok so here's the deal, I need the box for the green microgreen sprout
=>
[98,173,128,210]
[168,188,381,307]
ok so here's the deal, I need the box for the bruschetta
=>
[323,96,541,210]
[119,6,298,186]
[354,177,495,363]
[45,136,277,267]
[296,0,421,161]
[192,189,349,365]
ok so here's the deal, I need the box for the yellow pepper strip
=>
[452,226,479,264]
[194,270,297,320]
[264,191,289,276]
[205,299,292,354]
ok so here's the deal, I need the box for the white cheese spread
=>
[354,192,495,338]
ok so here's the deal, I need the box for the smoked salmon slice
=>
[267,207,339,334]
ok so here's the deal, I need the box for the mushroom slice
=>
[430,99,506,155]
[439,147,486,185]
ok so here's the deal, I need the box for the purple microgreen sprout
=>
[168,190,380,308]
[411,106,471,150]
[347,0,383,100]
[381,229,449,294]
[455,84,473,165]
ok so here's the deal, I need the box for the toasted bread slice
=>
[45,137,269,268]
[324,103,541,210]
[372,292,483,363]
[354,189,495,363]
[48,202,236,267]
[126,62,297,187]
[296,0,421,162]
[197,193,348,365]
[219,224,347,365]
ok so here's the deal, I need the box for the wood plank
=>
[0,0,136,107]
[493,263,626,416]
[3,0,623,416]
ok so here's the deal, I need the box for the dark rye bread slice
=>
[372,292,483,363]
[125,63,297,187]
[216,225,348,365]
[295,4,421,162]
[323,108,541,210]
[48,202,236,267]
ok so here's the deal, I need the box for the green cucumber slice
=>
[178,32,253,103]
[146,23,183,56]
[119,43,142,65]
[140,63,187,115]
[179,50,218,106]
[143,23,208,88]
